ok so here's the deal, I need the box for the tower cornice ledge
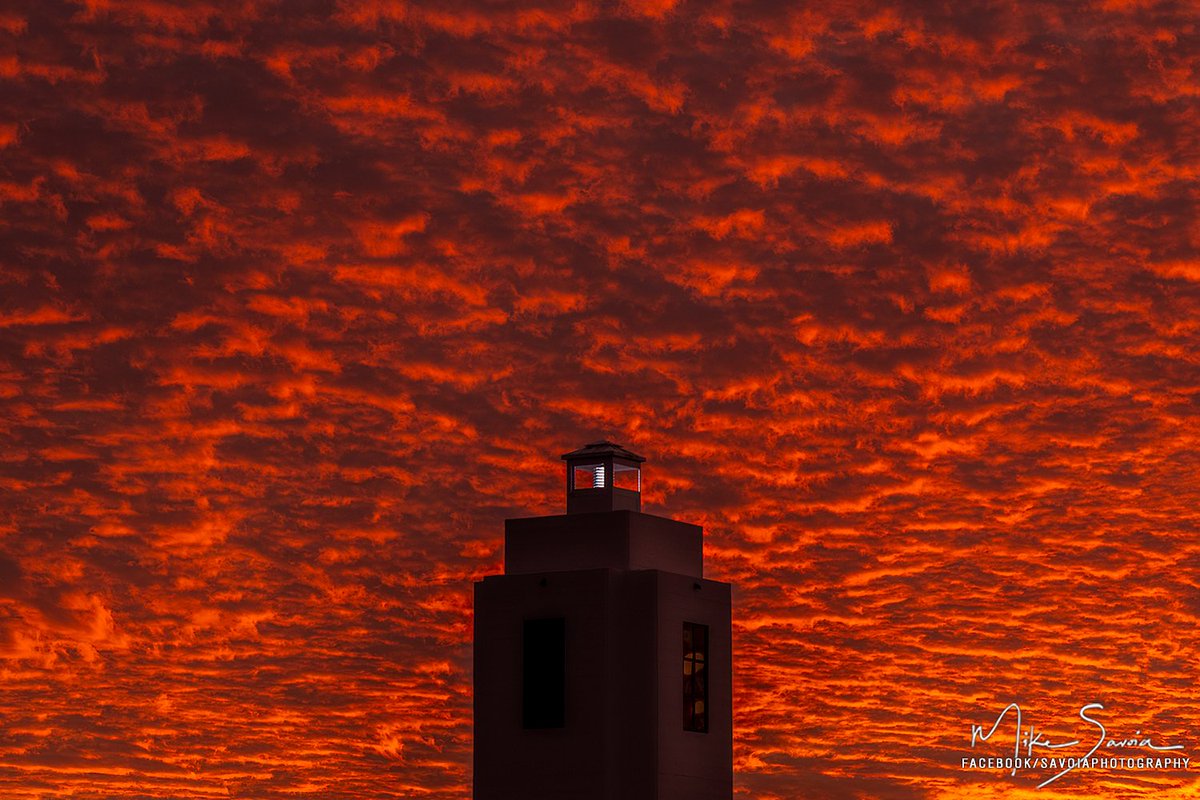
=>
[504,509,703,579]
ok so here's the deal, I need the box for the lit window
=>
[683,621,708,732]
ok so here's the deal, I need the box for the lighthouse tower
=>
[473,441,733,799]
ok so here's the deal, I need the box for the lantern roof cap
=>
[560,440,645,463]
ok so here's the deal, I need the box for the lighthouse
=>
[473,441,733,799]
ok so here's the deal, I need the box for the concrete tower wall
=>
[474,555,732,798]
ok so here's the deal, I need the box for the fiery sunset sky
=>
[2,1,1199,798]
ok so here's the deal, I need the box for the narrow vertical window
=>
[683,621,708,732]
[523,617,565,729]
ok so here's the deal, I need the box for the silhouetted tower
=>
[474,441,733,800]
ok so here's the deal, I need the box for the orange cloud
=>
[1,2,1198,799]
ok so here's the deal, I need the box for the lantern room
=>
[561,440,645,514]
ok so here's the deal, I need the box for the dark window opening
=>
[523,617,565,729]
[683,621,708,732]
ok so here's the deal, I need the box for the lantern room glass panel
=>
[572,463,606,490]
[613,463,640,492]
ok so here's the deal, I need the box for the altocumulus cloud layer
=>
[1,1,1199,798]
